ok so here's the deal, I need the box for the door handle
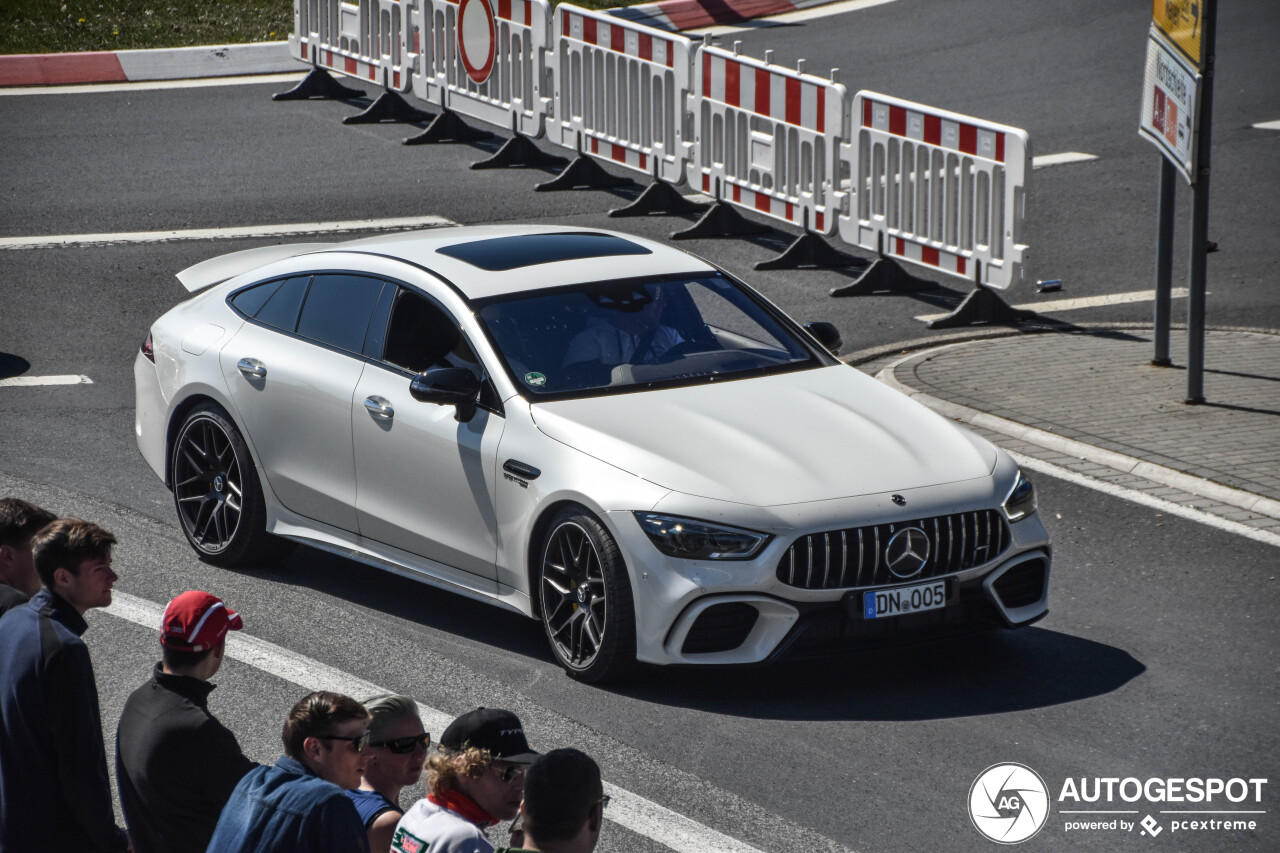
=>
[364,396,394,419]
[236,358,267,378]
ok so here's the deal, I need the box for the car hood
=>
[530,365,997,507]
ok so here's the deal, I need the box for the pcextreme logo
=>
[969,763,1051,844]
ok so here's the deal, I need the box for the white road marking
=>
[0,216,458,250]
[1252,119,1280,131]
[691,0,898,37]
[1010,451,1280,549]
[105,591,769,853]
[0,374,93,387]
[914,288,1191,323]
[1032,152,1099,169]
[0,72,305,97]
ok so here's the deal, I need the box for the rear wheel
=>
[538,507,636,683]
[171,403,293,567]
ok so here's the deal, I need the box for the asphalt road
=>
[1,0,1278,850]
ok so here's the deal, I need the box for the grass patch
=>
[4,0,648,56]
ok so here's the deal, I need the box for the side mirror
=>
[410,367,481,422]
[804,321,843,355]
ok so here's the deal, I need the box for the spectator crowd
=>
[0,497,608,853]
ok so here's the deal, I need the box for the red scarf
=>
[428,790,499,828]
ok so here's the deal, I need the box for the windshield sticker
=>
[524,371,547,387]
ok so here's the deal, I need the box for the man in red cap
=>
[116,590,257,853]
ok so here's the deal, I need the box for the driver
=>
[562,287,684,369]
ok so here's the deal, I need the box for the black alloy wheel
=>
[539,507,636,683]
[171,403,292,567]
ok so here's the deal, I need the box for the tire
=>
[538,507,636,683]
[170,403,294,567]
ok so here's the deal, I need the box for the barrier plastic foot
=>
[925,284,1036,329]
[669,201,770,240]
[402,110,494,145]
[609,181,709,218]
[535,155,633,191]
[829,257,939,296]
[755,233,867,271]
[343,91,433,124]
[471,134,568,170]
[272,67,365,101]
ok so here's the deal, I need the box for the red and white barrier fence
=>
[548,5,693,184]
[412,0,551,137]
[284,9,1035,290]
[838,91,1030,289]
[691,45,846,234]
[291,0,417,92]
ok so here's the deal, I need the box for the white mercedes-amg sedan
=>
[135,225,1051,682]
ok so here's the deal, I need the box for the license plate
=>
[863,580,947,619]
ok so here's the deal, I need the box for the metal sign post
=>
[1140,0,1214,402]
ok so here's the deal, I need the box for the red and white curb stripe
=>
[0,41,295,88]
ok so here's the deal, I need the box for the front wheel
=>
[538,508,636,683]
[171,403,293,567]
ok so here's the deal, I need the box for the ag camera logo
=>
[969,763,1050,844]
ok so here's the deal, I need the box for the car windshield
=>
[476,273,819,397]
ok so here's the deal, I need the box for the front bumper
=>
[609,494,1052,666]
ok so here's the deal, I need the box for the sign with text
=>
[1140,28,1201,183]
[1152,0,1206,68]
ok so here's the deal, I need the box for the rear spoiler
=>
[175,243,334,293]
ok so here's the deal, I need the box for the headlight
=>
[633,513,771,560]
[1003,470,1037,521]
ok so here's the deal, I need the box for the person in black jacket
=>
[116,590,258,853]
[0,496,56,617]
[0,517,129,853]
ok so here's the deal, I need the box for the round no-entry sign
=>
[457,0,497,85]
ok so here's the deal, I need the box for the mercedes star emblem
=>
[885,527,930,578]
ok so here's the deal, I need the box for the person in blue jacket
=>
[0,518,129,853]
[206,690,373,853]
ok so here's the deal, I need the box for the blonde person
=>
[348,695,430,853]
[392,708,538,853]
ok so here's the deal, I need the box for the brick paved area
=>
[860,327,1280,538]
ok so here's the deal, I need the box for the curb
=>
[0,41,297,87]
[873,336,1280,523]
[612,0,833,32]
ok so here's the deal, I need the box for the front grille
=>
[776,509,1010,590]
[992,559,1047,608]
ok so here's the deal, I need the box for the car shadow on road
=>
[262,545,555,660]
[606,627,1145,721]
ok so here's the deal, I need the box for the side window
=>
[296,274,386,354]
[254,276,311,332]
[229,279,283,318]
[382,290,500,411]
[382,290,473,373]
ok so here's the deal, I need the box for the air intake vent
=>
[993,559,1047,608]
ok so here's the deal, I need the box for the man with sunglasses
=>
[393,707,539,853]
[206,691,372,853]
[116,591,257,853]
[350,695,430,853]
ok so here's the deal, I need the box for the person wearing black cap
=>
[502,749,606,853]
[392,707,539,853]
[116,590,257,853]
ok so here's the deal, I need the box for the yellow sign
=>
[1152,0,1205,68]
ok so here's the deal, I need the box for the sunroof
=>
[436,232,652,271]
